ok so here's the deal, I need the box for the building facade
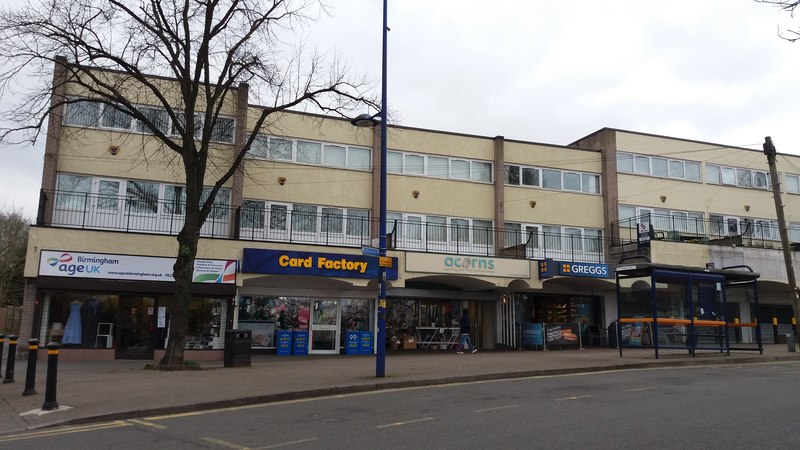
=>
[19,61,800,360]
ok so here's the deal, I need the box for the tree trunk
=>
[158,218,201,366]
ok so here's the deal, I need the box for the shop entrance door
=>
[116,296,155,359]
[310,299,339,354]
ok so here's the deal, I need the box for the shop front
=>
[35,250,237,360]
[238,248,398,355]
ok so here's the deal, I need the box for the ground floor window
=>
[41,291,229,351]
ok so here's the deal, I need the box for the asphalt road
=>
[2,361,799,449]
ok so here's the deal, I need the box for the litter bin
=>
[787,333,796,352]
[224,329,252,367]
[608,322,618,349]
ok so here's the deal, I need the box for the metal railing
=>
[39,190,609,262]
[612,213,789,250]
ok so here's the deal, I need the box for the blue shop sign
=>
[540,259,609,279]
[242,248,398,280]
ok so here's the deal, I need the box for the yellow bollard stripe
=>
[9,340,17,345]
[29,345,38,350]
[48,350,59,355]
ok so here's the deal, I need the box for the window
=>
[347,147,371,170]
[323,144,346,167]
[753,172,769,189]
[722,167,736,185]
[241,200,265,229]
[787,174,800,194]
[428,156,449,178]
[297,140,322,164]
[563,172,581,191]
[405,154,424,175]
[685,162,701,181]
[126,180,159,215]
[737,169,752,187]
[652,158,668,177]
[542,225,561,250]
[269,204,288,231]
[522,167,540,187]
[669,160,685,179]
[321,207,343,234]
[291,204,317,233]
[426,216,447,242]
[387,151,403,174]
[64,100,100,127]
[542,169,561,189]
[585,229,602,253]
[564,227,583,251]
[582,174,600,194]
[201,188,230,220]
[451,160,470,180]
[617,153,633,173]
[472,219,493,246]
[248,136,269,159]
[505,165,520,185]
[56,174,91,209]
[451,218,469,243]
[209,118,235,143]
[97,180,121,212]
[100,105,132,130]
[706,164,721,184]
[164,185,186,215]
[346,209,369,236]
[269,138,293,161]
[136,107,171,135]
[471,161,492,182]
[504,223,521,247]
[634,156,649,174]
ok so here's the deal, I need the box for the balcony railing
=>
[612,213,792,250]
[39,190,608,262]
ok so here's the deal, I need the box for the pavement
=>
[1,344,800,436]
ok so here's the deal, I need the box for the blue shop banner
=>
[276,330,292,356]
[539,259,609,279]
[345,331,361,355]
[360,331,373,355]
[521,322,544,346]
[293,330,309,355]
[242,248,398,280]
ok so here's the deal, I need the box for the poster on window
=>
[544,323,580,346]
[238,321,275,348]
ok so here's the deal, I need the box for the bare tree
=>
[757,1,800,41]
[0,0,375,366]
[0,206,29,307]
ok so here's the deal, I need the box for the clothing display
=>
[62,301,83,345]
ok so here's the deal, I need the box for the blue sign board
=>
[345,331,361,355]
[538,259,554,279]
[276,330,292,355]
[242,248,398,280]
[361,246,380,257]
[521,322,544,346]
[293,330,309,355]
[360,331,373,355]
[539,259,610,279]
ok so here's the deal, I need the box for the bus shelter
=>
[615,261,762,359]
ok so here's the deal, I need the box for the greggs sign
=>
[242,249,398,280]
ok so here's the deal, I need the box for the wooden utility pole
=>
[763,136,800,337]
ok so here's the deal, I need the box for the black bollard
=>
[0,334,5,376]
[41,343,60,411]
[23,339,39,396]
[3,335,17,384]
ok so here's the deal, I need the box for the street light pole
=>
[376,0,388,378]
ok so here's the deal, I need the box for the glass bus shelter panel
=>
[617,275,654,318]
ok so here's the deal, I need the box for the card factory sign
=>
[241,248,399,280]
[405,253,531,278]
[38,250,237,284]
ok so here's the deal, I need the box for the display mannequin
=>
[62,300,83,345]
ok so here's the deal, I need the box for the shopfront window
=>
[238,296,311,348]
[45,294,118,348]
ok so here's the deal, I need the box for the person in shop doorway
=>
[456,308,477,354]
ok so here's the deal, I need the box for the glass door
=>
[116,296,155,359]
[310,299,339,354]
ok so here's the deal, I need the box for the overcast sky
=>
[2,0,799,220]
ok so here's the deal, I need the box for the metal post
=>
[42,343,60,411]
[375,0,389,378]
[763,136,800,338]
[23,339,39,396]
[3,335,18,383]
[0,334,5,375]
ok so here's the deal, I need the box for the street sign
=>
[361,246,380,258]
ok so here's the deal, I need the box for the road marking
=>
[201,437,250,449]
[624,387,656,392]
[474,405,519,413]
[254,437,320,449]
[0,420,131,443]
[376,417,435,428]
[127,418,167,429]
[555,395,593,401]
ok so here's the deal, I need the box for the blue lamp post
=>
[351,0,388,378]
